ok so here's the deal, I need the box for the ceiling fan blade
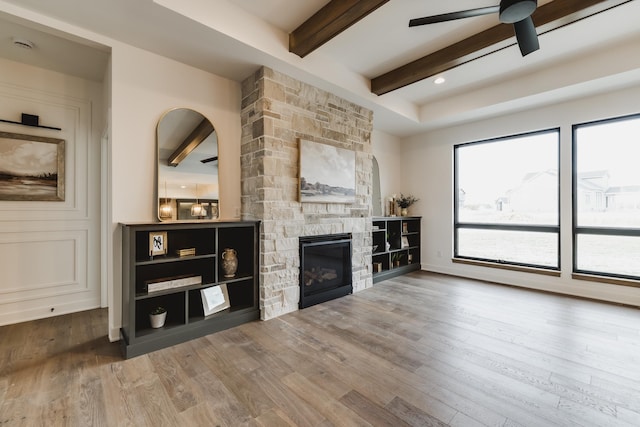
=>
[409,6,499,26]
[513,16,539,56]
[200,156,218,164]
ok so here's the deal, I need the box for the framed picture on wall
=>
[298,139,356,203]
[0,131,65,201]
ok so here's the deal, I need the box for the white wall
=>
[108,43,242,340]
[401,83,640,307]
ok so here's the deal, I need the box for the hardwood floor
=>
[2,271,640,426]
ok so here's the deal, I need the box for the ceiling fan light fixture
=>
[499,0,537,24]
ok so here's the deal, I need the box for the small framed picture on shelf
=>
[401,236,409,248]
[149,231,168,256]
[402,222,408,234]
[201,284,230,316]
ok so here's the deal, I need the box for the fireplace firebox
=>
[299,233,352,308]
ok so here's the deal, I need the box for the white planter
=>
[149,312,167,328]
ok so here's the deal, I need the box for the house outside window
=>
[454,129,560,269]
[573,114,640,279]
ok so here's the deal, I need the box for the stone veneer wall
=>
[240,66,373,320]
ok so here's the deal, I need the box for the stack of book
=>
[146,275,202,293]
[176,248,196,257]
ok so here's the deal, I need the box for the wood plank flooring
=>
[2,271,640,426]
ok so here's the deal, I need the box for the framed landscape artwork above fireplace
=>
[298,139,355,203]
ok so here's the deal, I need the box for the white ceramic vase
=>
[149,312,167,328]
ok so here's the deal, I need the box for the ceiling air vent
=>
[12,37,35,49]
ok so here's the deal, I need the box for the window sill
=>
[452,258,561,277]
[572,273,640,289]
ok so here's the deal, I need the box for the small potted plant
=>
[396,193,419,216]
[392,252,405,268]
[149,306,167,328]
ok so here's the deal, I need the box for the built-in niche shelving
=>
[120,221,260,358]
[372,216,421,283]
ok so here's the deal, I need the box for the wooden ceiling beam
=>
[289,0,389,58]
[371,0,627,95]
[168,119,214,167]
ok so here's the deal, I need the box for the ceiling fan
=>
[200,156,218,164]
[409,0,540,57]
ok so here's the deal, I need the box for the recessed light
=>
[12,37,35,50]
[434,76,446,85]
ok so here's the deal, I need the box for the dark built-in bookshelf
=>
[372,216,421,283]
[120,221,260,358]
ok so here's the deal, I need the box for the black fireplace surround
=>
[299,233,353,308]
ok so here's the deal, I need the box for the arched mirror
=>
[157,108,219,221]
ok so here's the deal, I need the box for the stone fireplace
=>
[240,66,373,320]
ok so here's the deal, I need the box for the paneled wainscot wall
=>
[241,67,374,319]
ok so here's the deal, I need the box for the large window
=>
[573,114,640,279]
[454,129,560,269]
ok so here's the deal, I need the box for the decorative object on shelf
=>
[0,131,65,201]
[401,236,409,248]
[299,139,356,203]
[176,247,196,257]
[221,247,238,278]
[373,262,382,273]
[201,284,230,316]
[386,229,397,251]
[149,231,168,257]
[0,113,62,131]
[396,193,419,216]
[372,244,378,253]
[145,274,201,293]
[387,196,396,216]
[392,252,405,268]
[149,306,167,328]
[385,240,391,251]
[402,222,408,234]
[408,253,413,264]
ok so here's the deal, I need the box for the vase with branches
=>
[396,193,419,216]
